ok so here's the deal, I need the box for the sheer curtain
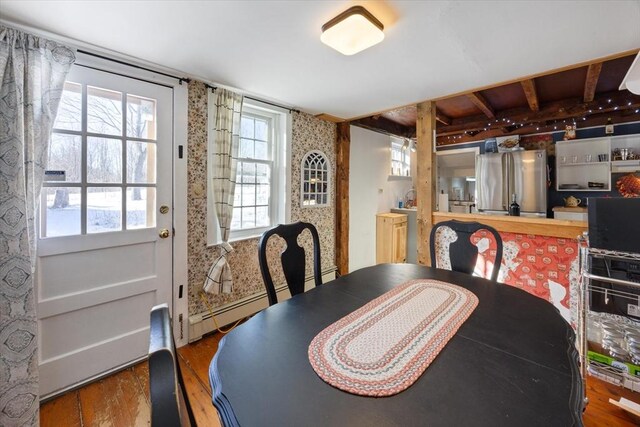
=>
[204,88,243,294]
[0,26,75,426]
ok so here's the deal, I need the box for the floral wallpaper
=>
[187,81,336,316]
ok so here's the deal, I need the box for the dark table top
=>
[210,264,583,427]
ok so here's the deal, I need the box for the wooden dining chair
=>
[149,303,195,427]
[258,221,322,306]
[429,219,503,282]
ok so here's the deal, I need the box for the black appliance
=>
[587,198,640,319]
[587,198,640,254]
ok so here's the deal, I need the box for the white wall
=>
[349,126,415,272]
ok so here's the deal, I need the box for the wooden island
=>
[432,212,587,239]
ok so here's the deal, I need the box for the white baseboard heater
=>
[188,266,336,343]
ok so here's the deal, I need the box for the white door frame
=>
[73,52,189,348]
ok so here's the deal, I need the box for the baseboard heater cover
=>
[188,267,336,343]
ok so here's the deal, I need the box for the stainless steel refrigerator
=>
[475,149,547,216]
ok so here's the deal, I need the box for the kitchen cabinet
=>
[556,138,611,191]
[556,135,640,191]
[376,213,407,264]
[610,134,640,173]
[552,207,587,221]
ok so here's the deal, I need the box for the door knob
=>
[159,228,170,239]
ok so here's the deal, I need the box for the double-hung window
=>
[208,102,288,244]
[390,138,411,176]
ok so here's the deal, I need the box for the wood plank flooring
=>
[40,331,639,426]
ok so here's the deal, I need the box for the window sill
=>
[206,229,267,248]
[388,175,412,181]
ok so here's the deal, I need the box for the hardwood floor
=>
[41,332,639,426]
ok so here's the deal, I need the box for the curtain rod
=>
[205,83,300,114]
[77,49,191,84]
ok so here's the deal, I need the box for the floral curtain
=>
[0,26,75,426]
[204,88,243,294]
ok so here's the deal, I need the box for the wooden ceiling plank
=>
[583,62,603,102]
[466,92,495,119]
[437,90,640,136]
[520,79,539,111]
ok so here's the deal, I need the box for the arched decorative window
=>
[301,150,330,207]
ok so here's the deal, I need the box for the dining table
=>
[209,264,584,426]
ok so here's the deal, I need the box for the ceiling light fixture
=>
[321,6,384,56]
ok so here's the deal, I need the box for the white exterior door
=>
[36,65,173,397]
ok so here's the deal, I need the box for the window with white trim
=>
[207,102,288,244]
[390,138,411,176]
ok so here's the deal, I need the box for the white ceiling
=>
[1,1,639,119]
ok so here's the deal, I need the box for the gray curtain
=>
[0,26,75,426]
[204,88,243,294]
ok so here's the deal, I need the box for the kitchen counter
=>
[432,212,587,239]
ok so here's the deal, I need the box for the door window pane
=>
[87,137,122,183]
[127,141,156,183]
[126,187,155,229]
[127,95,156,139]
[53,82,82,131]
[87,187,122,233]
[87,86,123,136]
[47,134,81,182]
[43,187,81,237]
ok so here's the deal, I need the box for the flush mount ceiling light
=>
[320,6,384,56]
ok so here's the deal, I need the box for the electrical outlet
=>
[628,304,640,317]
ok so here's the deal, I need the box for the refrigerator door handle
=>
[502,154,508,210]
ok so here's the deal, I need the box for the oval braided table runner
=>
[308,279,479,397]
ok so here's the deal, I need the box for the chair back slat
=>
[430,220,503,282]
[258,221,322,306]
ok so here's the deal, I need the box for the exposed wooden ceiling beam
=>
[436,111,451,126]
[583,62,603,102]
[437,108,640,146]
[466,92,495,119]
[437,90,640,136]
[350,115,415,138]
[520,79,539,111]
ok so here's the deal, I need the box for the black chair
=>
[429,220,503,282]
[149,303,195,427]
[258,221,322,306]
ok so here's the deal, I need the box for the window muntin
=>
[42,81,158,237]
